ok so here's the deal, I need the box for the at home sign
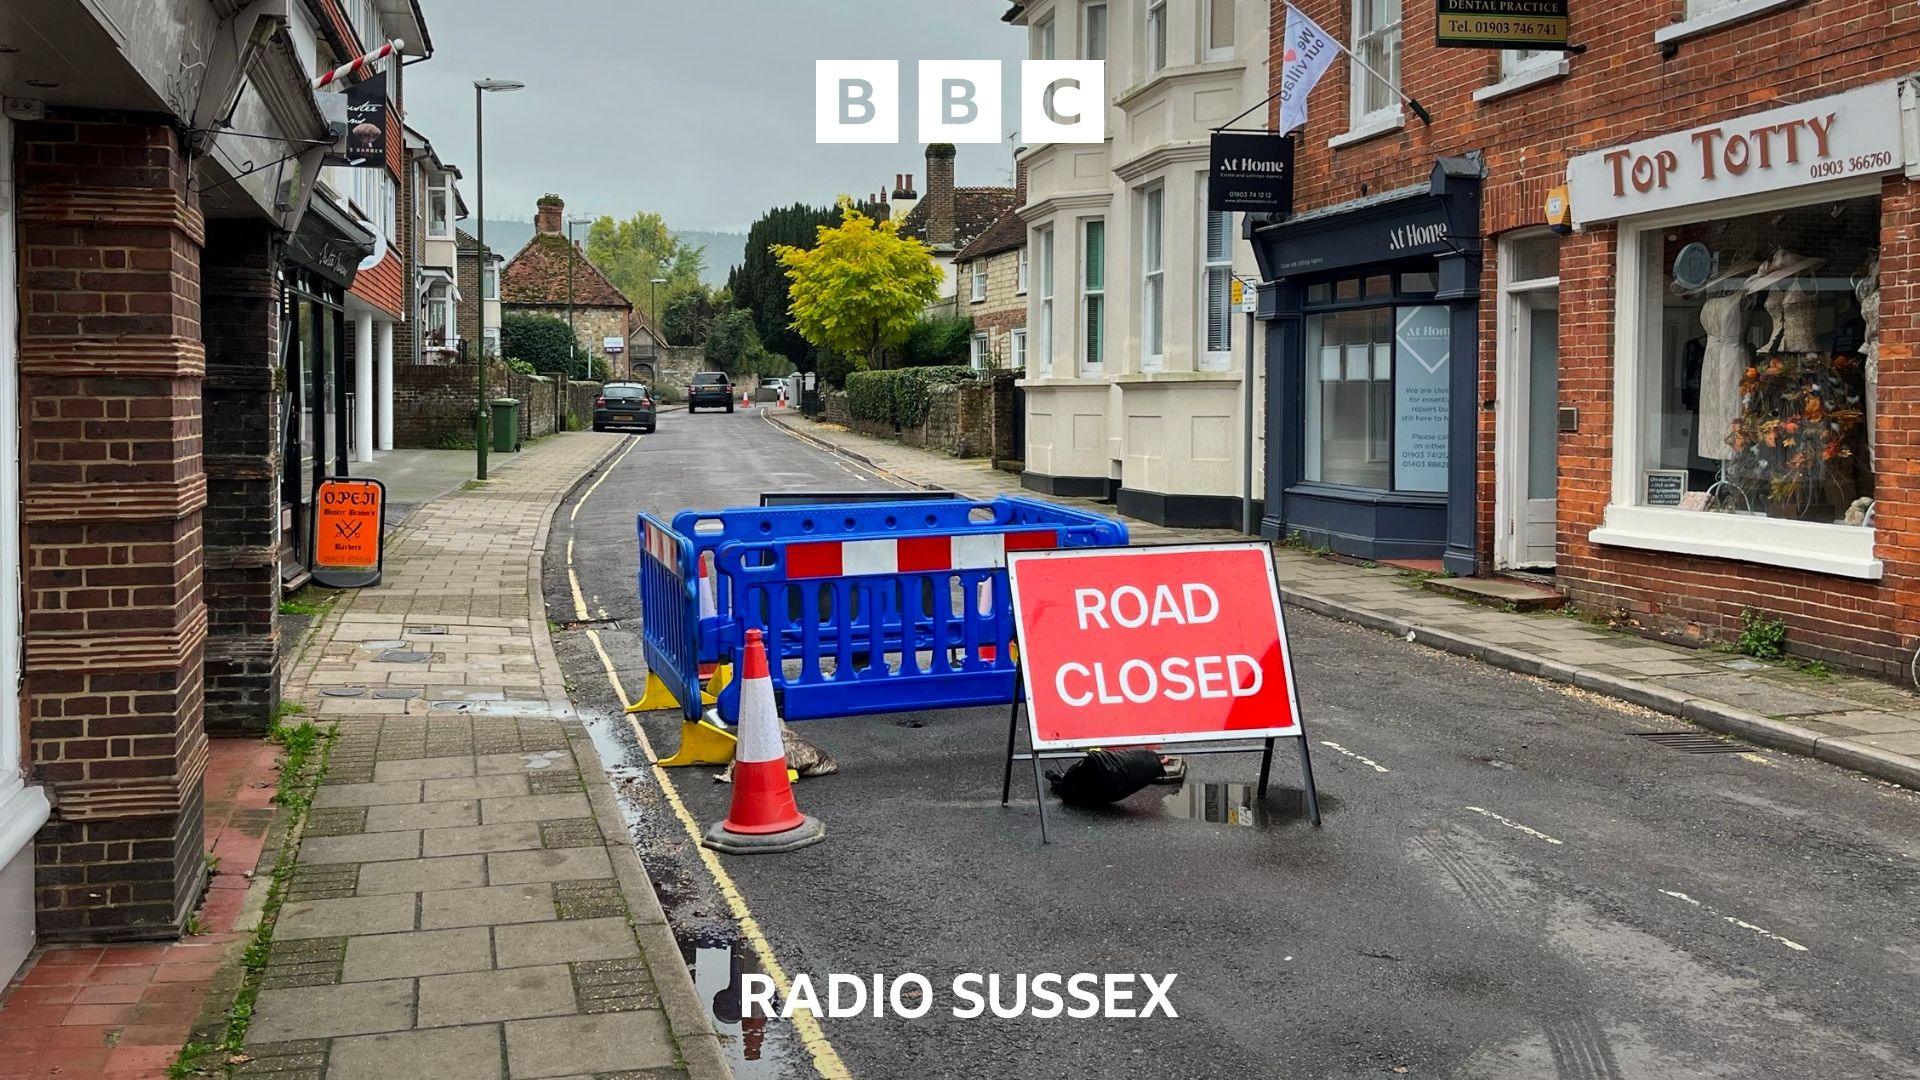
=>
[1567,82,1906,225]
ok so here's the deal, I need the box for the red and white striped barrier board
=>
[784,531,1057,579]
[643,521,682,574]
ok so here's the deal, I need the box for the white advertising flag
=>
[1277,5,1339,136]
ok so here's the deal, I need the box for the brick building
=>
[895,144,1018,305]
[1,0,431,981]
[952,200,1030,371]
[1249,0,1920,674]
[501,195,633,379]
[456,229,504,358]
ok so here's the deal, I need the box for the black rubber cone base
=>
[703,815,826,855]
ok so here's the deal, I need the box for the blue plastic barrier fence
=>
[636,513,702,721]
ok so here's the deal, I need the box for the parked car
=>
[593,383,656,433]
[687,371,734,413]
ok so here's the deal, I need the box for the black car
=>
[687,371,734,413]
[593,383,656,432]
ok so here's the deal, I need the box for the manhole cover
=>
[376,650,431,663]
[408,625,450,635]
[1633,731,1746,754]
[320,688,367,698]
[372,689,421,700]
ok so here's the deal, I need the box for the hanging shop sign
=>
[325,72,393,170]
[1566,81,1902,226]
[1208,131,1294,215]
[313,477,386,588]
[1256,189,1461,277]
[1393,306,1451,493]
[1436,0,1570,50]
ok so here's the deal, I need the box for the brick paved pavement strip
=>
[250,433,726,1080]
[768,410,1920,792]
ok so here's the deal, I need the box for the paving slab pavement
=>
[243,432,730,1080]
[767,410,1920,792]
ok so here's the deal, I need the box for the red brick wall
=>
[17,112,210,937]
[1269,0,1920,673]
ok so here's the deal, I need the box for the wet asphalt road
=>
[545,408,1920,1080]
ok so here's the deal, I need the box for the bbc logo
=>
[816,60,1106,145]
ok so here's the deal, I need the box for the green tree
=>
[501,312,589,378]
[584,211,706,326]
[774,201,941,370]
[900,314,975,367]
[662,288,720,345]
[728,199,878,371]
[703,309,762,374]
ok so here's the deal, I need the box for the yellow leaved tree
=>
[774,199,942,370]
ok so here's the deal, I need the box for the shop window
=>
[1364,273,1393,298]
[1083,2,1108,62]
[1140,188,1165,370]
[1204,0,1234,61]
[1082,218,1106,372]
[1038,227,1055,374]
[1145,0,1168,74]
[1011,328,1029,371]
[1630,194,1878,527]
[1306,308,1394,488]
[970,260,988,303]
[1203,211,1233,369]
[1351,0,1402,124]
[1307,282,1333,304]
[1399,271,1438,294]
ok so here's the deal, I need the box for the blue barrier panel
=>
[710,510,1128,722]
[673,497,1126,670]
[636,513,703,721]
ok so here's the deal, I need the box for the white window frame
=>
[1139,187,1165,372]
[483,258,500,301]
[1011,327,1029,371]
[1016,243,1030,295]
[1201,210,1234,371]
[482,326,501,358]
[1589,178,1884,580]
[427,172,453,239]
[1474,48,1569,103]
[425,281,454,348]
[969,260,988,303]
[1203,0,1235,62]
[1037,227,1055,375]
[970,332,992,370]
[1080,216,1105,374]
[1082,1,1108,61]
[1145,0,1169,75]
[1034,14,1056,60]
[1656,0,1803,46]
[1349,0,1403,129]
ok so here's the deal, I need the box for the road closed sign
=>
[1007,542,1303,750]
[313,477,386,588]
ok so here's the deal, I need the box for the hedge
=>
[843,366,980,427]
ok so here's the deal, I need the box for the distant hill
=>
[481,219,744,290]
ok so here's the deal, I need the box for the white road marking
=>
[1659,889,1809,953]
[1319,741,1389,773]
[1465,806,1564,846]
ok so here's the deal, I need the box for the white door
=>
[1508,292,1560,567]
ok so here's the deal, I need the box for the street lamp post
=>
[649,276,666,381]
[473,77,524,481]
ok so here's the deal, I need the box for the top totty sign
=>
[1566,81,1903,226]
[1006,542,1304,751]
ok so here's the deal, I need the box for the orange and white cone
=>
[702,629,824,854]
[741,390,754,410]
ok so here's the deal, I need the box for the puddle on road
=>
[685,934,800,1079]
[1151,781,1331,828]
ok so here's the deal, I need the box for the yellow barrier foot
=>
[657,717,739,767]
[702,662,734,704]
[625,673,683,715]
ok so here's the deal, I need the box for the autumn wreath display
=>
[1724,352,1870,521]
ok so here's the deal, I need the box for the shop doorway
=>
[1496,233,1561,570]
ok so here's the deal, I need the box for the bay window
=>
[1204,0,1235,61]
[1145,0,1168,74]
[1083,2,1108,61]
[1081,218,1106,373]
[1140,187,1164,371]
[1038,227,1055,374]
[1017,243,1029,295]
[1203,210,1234,370]
[1035,14,1056,60]
[427,172,452,238]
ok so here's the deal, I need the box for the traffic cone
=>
[740,390,754,410]
[703,629,825,854]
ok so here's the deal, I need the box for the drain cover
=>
[376,650,431,663]
[408,625,450,635]
[1633,731,1746,753]
[372,688,421,700]
[320,687,367,698]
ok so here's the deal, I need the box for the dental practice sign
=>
[1007,542,1304,750]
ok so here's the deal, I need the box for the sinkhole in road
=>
[1150,781,1334,828]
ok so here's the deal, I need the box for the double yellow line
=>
[569,433,851,1079]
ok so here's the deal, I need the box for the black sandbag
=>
[1047,748,1165,806]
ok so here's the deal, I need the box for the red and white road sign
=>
[1007,542,1303,750]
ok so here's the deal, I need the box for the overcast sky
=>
[406,0,1026,233]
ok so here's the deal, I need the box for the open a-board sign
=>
[313,477,386,588]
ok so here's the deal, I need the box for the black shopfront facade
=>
[1251,159,1484,575]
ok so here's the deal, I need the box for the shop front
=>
[1562,80,1912,668]
[1252,159,1485,572]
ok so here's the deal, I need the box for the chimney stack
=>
[891,171,919,224]
[535,194,564,235]
[925,144,957,248]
